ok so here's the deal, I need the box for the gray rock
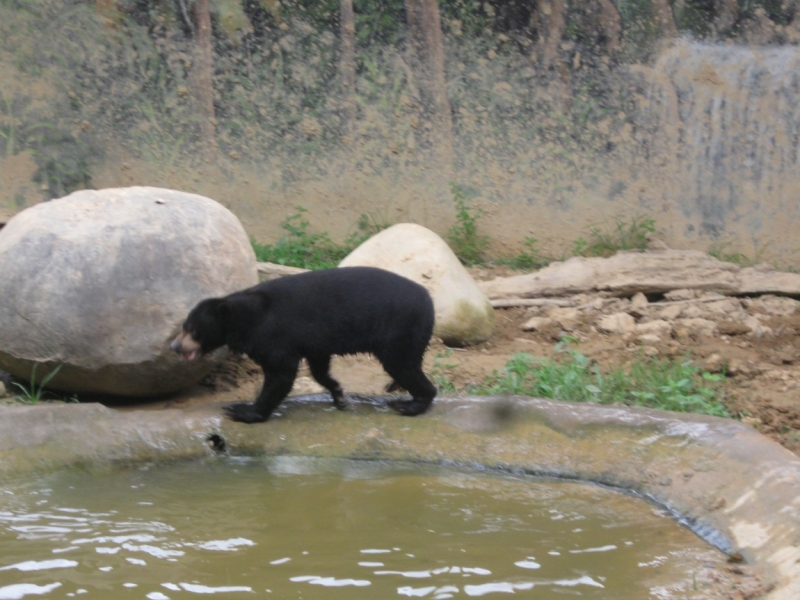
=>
[0,187,257,396]
[596,312,636,335]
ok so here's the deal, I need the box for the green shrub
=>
[573,215,655,258]
[446,182,489,265]
[497,236,548,271]
[476,341,729,418]
[251,207,392,270]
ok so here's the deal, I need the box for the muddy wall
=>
[1,1,800,265]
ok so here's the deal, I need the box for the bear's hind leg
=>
[307,355,346,410]
[383,366,437,417]
[225,360,299,423]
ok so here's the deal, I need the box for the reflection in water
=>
[0,457,721,599]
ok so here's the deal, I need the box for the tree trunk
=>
[404,0,454,164]
[651,0,678,38]
[340,0,357,131]
[712,0,739,36]
[534,0,566,69]
[594,0,622,53]
[190,0,217,163]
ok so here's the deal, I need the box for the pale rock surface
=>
[676,318,718,338]
[631,292,649,310]
[521,316,554,332]
[596,312,636,335]
[636,319,673,337]
[340,223,494,346]
[548,307,580,330]
[659,304,684,320]
[743,315,773,338]
[0,187,258,396]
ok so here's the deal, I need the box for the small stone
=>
[643,346,659,357]
[636,319,672,336]
[681,303,707,319]
[718,321,751,336]
[703,353,724,373]
[638,334,661,345]
[743,315,773,338]
[676,318,717,338]
[521,316,554,332]
[658,476,672,486]
[596,312,636,335]
[710,497,727,511]
[631,292,648,310]
[705,299,740,316]
[0,381,5,397]
[658,304,683,320]
[548,307,579,330]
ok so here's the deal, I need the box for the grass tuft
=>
[573,214,655,258]
[13,363,62,405]
[496,236,549,271]
[447,183,489,265]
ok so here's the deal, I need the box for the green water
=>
[0,458,720,599]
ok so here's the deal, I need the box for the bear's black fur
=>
[171,266,437,423]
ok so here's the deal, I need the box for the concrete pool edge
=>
[1,395,798,599]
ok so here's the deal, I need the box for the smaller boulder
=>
[340,224,494,346]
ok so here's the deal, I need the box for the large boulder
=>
[339,223,494,346]
[0,187,257,397]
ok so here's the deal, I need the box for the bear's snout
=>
[171,331,202,361]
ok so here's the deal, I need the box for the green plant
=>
[447,182,489,265]
[477,342,729,418]
[12,363,62,405]
[252,206,351,270]
[497,237,549,271]
[252,207,390,270]
[574,215,655,257]
[429,349,457,394]
[707,238,753,265]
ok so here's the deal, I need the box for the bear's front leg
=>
[224,362,298,424]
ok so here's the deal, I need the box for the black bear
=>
[171,266,437,423]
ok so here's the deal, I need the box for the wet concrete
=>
[1,395,799,598]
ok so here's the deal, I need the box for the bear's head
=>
[171,298,229,360]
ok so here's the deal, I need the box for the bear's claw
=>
[224,402,270,424]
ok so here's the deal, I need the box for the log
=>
[478,249,800,300]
